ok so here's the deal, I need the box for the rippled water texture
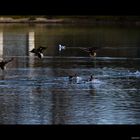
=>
[0,24,140,124]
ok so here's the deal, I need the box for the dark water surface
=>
[0,24,140,124]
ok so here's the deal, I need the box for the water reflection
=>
[0,24,140,124]
[0,31,3,58]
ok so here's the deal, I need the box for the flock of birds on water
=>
[0,44,100,83]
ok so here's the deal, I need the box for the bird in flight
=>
[81,47,101,57]
[30,46,47,59]
[0,58,14,71]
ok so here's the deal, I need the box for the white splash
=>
[134,70,140,77]
[85,79,102,84]
[76,76,82,84]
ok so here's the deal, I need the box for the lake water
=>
[0,23,140,124]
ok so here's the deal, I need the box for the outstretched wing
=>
[81,47,101,52]
[89,47,101,52]
[37,46,46,53]
[30,48,37,53]
[0,58,14,70]
[4,58,14,65]
[80,47,91,53]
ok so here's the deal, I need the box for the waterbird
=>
[88,75,94,82]
[83,75,95,83]
[68,73,77,81]
[59,44,66,51]
[0,58,14,71]
[81,47,101,57]
[30,46,46,59]
[68,73,82,83]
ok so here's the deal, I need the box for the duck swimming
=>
[30,46,46,59]
[0,58,14,71]
[88,75,94,81]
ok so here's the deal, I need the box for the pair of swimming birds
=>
[69,74,94,82]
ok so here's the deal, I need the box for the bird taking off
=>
[30,46,46,59]
[81,47,101,57]
[0,58,14,71]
